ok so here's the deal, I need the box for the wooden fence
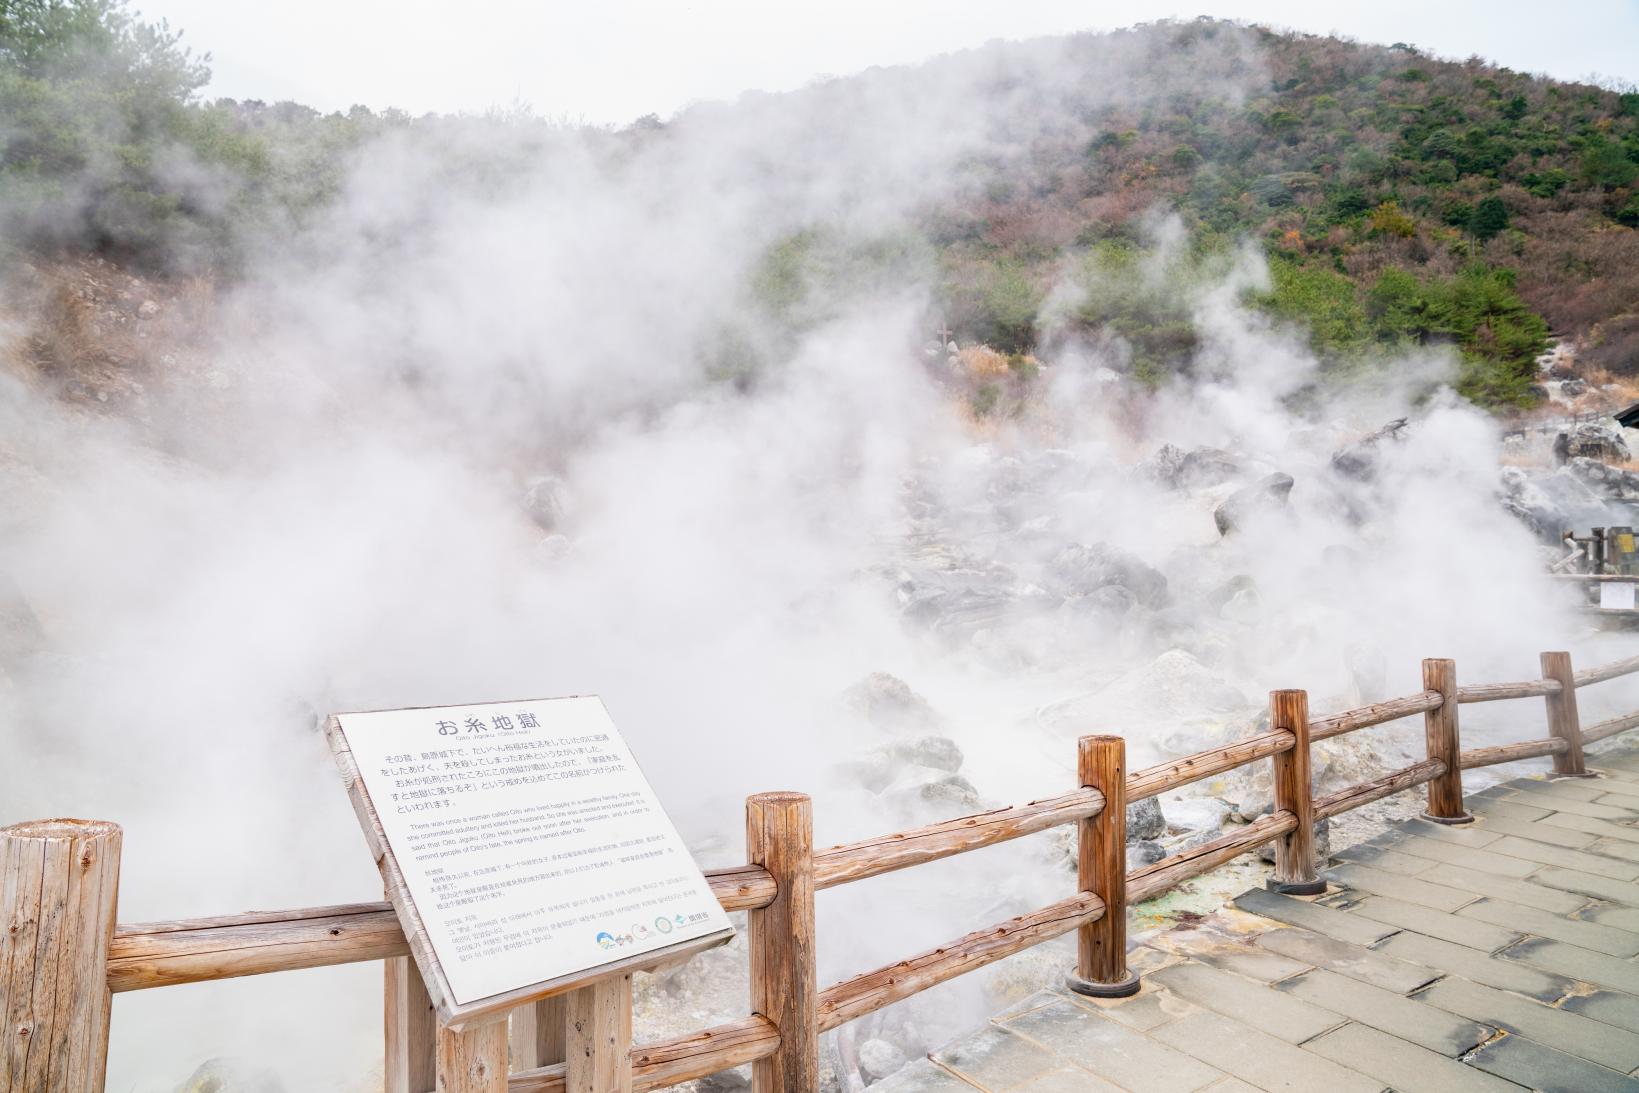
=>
[6,648,1639,1092]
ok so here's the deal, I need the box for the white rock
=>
[858,1038,909,1081]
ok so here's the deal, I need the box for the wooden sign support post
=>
[1066,735,1139,997]
[746,792,817,1093]
[1269,690,1326,895]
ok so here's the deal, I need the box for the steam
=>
[0,22,1625,1091]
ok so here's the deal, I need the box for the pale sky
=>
[146,0,1639,124]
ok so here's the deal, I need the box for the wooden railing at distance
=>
[10,646,1639,1092]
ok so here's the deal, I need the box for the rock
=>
[859,1038,910,1081]
[696,1068,752,1091]
[844,673,944,734]
[1213,472,1294,536]
[1500,465,1622,540]
[1163,796,1230,835]
[1556,421,1630,465]
[1127,840,1165,869]
[1549,359,1579,380]
[1141,445,1246,489]
[136,299,159,319]
[1256,817,1331,869]
[1561,378,1589,398]
[1330,419,1407,481]
[892,735,963,772]
[1046,542,1168,608]
[1139,443,1187,486]
[522,475,568,532]
[1099,649,1248,719]
[1566,457,1639,502]
[882,769,980,812]
[178,1059,284,1093]
[1127,797,1166,840]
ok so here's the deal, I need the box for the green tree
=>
[1468,195,1509,241]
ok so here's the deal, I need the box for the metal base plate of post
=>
[1065,969,1141,998]
[1267,877,1328,896]
[1419,810,1475,825]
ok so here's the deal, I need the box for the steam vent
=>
[4,3,1639,1091]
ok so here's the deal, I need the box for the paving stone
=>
[1149,962,1343,1044]
[1562,988,1639,1032]
[1474,795,1559,820]
[1322,862,1476,912]
[1532,865,1639,904]
[1201,1081,1261,1093]
[1486,835,1639,880]
[1459,896,1639,956]
[1304,1021,1520,1093]
[1385,833,1542,878]
[1255,926,1436,993]
[1148,1010,1383,1093]
[1589,837,1639,864]
[1504,936,1639,993]
[1415,976,1639,1072]
[931,1025,1059,1090]
[1579,902,1639,931]
[1501,786,1638,820]
[1467,813,1598,849]
[1231,888,1398,946]
[1538,811,1639,843]
[1063,982,1195,1033]
[1184,942,1313,983]
[1277,967,1491,1055]
[1588,777,1639,800]
[1396,817,1502,847]
[863,1058,978,1092]
[1467,1033,1639,1093]
[1001,999,1221,1093]
[1332,843,1437,876]
[1419,862,1587,913]
[1011,1066,1125,1093]
[1376,930,1573,1002]
[1344,895,1522,951]
[1514,777,1619,802]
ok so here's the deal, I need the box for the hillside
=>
[2,7,1638,409]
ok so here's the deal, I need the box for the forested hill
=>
[3,6,1637,407]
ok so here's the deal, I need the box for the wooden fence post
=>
[1066,735,1140,997]
[1541,651,1589,777]
[436,1018,508,1093]
[564,975,632,1093]
[746,792,817,1093]
[509,995,567,1072]
[384,956,436,1093]
[1268,690,1326,895]
[0,819,121,1093]
[1422,659,1474,824]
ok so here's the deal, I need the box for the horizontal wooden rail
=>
[1126,810,1296,904]
[1461,738,1568,769]
[1126,730,1293,802]
[815,892,1105,1032]
[507,1015,780,1093]
[1457,678,1561,703]
[813,788,1103,889]
[110,867,776,992]
[1584,709,1639,745]
[1309,690,1442,740]
[1313,758,1445,820]
[1575,653,1639,688]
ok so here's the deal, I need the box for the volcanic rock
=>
[1213,472,1294,536]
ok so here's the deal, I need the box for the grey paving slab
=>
[1486,834,1639,880]
[1231,888,1398,946]
[1467,1034,1639,1093]
[1396,817,1503,847]
[1148,962,1343,1044]
[1473,795,1560,821]
[866,1059,979,1092]
[1590,836,1639,864]
[1589,777,1639,800]
[1276,967,1492,1055]
[1562,988,1639,1032]
[1504,936,1639,993]
[1415,976,1639,1071]
[1500,786,1639,820]
[1171,940,1312,984]
[1148,1011,1385,1093]
[1064,982,1195,1033]
[1459,896,1639,956]
[932,1025,1059,1090]
[1255,926,1437,993]
[1385,833,1543,878]
[1322,862,1477,912]
[1467,812,1600,849]
[1375,930,1574,1002]
[1532,864,1639,904]
[1010,1066,1126,1093]
[1201,1081,1260,1093]
[1538,810,1639,844]
[1417,862,1588,913]
[1344,895,1523,951]
[1515,777,1622,802]
[1304,1022,1520,1093]
[1579,902,1639,931]
[1331,843,1439,876]
[1001,999,1221,1093]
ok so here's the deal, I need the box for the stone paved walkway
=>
[875,756,1639,1093]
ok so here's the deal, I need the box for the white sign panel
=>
[333,696,732,1007]
[1602,582,1637,610]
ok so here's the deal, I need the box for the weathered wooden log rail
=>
[8,648,1639,1092]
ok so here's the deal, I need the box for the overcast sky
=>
[147,0,1639,124]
